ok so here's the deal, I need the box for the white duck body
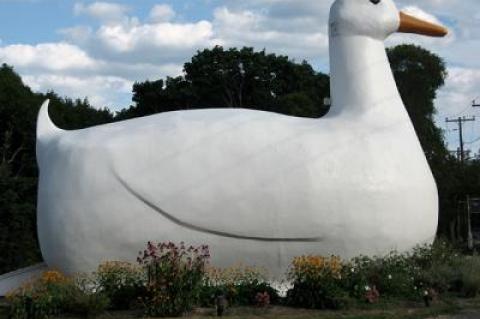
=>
[37,0,439,278]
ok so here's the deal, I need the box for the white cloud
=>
[212,7,328,61]
[149,4,175,23]
[95,20,215,54]
[0,43,96,71]
[23,74,133,108]
[0,40,184,110]
[74,2,129,24]
[59,26,93,44]
[436,67,480,117]
[401,5,442,24]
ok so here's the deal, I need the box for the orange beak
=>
[398,11,448,37]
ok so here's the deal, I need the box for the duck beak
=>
[398,11,448,37]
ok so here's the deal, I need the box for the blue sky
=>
[1,0,480,153]
[0,0,215,44]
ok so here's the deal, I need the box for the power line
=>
[465,136,480,145]
[446,116,476,163]
[440,99,479,122]
[466,100,480,149]
[449,105,472,118]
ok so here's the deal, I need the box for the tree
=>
[121,46,330,119]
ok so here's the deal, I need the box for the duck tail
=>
[36,100,63,167]
[36,99,61,140]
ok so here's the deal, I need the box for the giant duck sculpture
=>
[36,0,448,277]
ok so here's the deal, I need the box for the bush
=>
[286,255,350,309]
[6,271,74,319]
[96,261,146,309]
[6,271,109,319]
[410,240,459,269]
[66,289,109,317]
[201,264,279,306]
[412,241,463,295]
[137,241,210,317]
[345,252,419,300]
[63,274,110,317]
[285,241,480,308]
[458,256,480,298]
[417,261,460,294]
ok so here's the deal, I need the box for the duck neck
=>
[327,34,402,117]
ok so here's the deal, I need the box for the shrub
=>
[6,270,74,319]
[6,271,110,319]
[67,291,109,317]
[410,240,459,270]
[96,261,146,309]
[137,241,210,317]
[286,255,350,309]
[416,261,460,294]
[285,242,478,308]
[64,274,110,317]
[345,252,419,300]
[411,241,463,295]
[458,256,480,298]
[201,264,278,306]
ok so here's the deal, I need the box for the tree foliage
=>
[116,46,330,120]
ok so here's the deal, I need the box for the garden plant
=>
[6,240,480,318]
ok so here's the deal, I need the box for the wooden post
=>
[467,195,474,250]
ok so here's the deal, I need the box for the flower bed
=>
[6,240,480,317]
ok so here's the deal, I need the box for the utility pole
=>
[445,116,476,163]
[467,195,474,250]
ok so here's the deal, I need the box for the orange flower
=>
[41,270,67,284]
[289,255,345,281]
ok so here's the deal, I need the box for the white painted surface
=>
[36,0,439,279]
[0,263,48,296]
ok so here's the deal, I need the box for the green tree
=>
[120,46,330,119]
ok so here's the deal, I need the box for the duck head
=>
[329,0,448,40]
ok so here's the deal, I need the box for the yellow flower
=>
[289,255,345,281]
[41,270,67,284]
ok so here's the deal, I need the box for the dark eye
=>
[370,0,381,4]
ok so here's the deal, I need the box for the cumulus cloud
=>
[436,68,480,117]
[74,2,129,24]
[149,4,176,23]
[0,43,96,71]
[62,14,217,65]
[401,5,442,24]
[212,6,328,61]
[24,73,133,108]
[94,20,215,55]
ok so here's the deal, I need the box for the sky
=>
[0,0,480,153]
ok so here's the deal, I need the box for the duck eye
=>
[370,0,381,4]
